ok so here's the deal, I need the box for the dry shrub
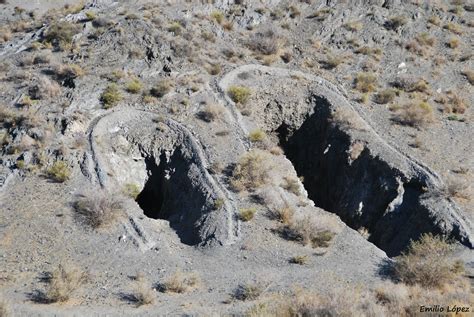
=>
[160,270,200,293]
[348,141,365,161]
[386,15,407,30]
[444,92,468,114]
[46,161,70,182]
[354,72,377,92]
[331,108,366,131]
[0,27,12,43]
[73,190,124,229]
[415,32,436,46]
[248,129,267,142]
[45,264,87,303]
[280,213,337,248]
[281,176,300,196]
[248,27,280,55]
[445,176,470,199]
[391,101,434,127]
[53,63,85,79]
[29,77,61,100]
[394,233,464,288]
[44,21,81,48]
[443,22,463,34]
[374,89,396,104]
[128,274,155,307]
[150,79,171,98]
[239,207,257,222]
[230,149,272,191]
[233,282,266,301]
[197,104,224,122]
[227,86,251,104]
[268,204,295,225]
[289,255,308,265]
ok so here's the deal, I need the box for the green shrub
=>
[228,86,251,104]
[46,161,71,182]
[101,84,122,108]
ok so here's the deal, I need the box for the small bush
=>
[46,161,70,182]
[281,176,300,196]
[248,129,266,142]
[239,207,257,222]
[354,72,377,93]
[197,104,223,122]
[428,15,441,26]
[374,89,396,104]
[127,274,155,307]
[281,215,336,248]
[290,255,308,265]
[447,37,460,48]
[230,149,272,191]
[125,78,142,94]
[394,233,463,288]
[415,32,435,46]
[321,54,343,69]
[44,21,81,48]
[268,204,294,225]
[45,264,87,303]
[307,8,332,21]
[54,63,85,80]
[248,28,280,55]
[444,22,463,34]
[160,270,200,293]
[29,77,61,100]
[73,191,124,229]
[344,20,363,32]
[386,15,407,30]
[391,101,434,127]
[150,80,171,98]
[233,282,264,301]
[101,84,122,108]
[167,22,182,35]
[210,11,224,24]
[227,86,251,104]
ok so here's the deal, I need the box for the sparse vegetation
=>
[461,70,474,85]
[354,72,377,93]
[386,15,407,30]
[248,28,280,55]
[374,89,396,104]
[391,101,434,127]
[447,37,460,48]
[268,204,294,225]
[394,233,463,288]
[443,22,463,34]
[230,149,272,191]
[239,207,257,222]
[290,255,308,265]
[227,86,251,104]
[125,78,142,94]
[233,282,265,301]
[46,161,71,182]
[150,80,171,98]
[44,264,87,303]
[281,176,300,196]
[248,129,266,142]
[126,274,155,307]
[160,270,200,293]
[44,21,81,49]
[197,104,223,122]
[73,191,124,229]
[101,84,122,108]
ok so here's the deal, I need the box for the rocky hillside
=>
[0,0,472,316]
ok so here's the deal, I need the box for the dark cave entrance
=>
[275,95,440,256]
[134,149,208,246]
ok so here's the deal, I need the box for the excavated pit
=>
[277,96,443,256]
[136,148,211,246]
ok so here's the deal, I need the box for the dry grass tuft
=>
[461,70,474,85]
[233,282,265,301]
[227,86,251,104]
[289,255,309,265]
[394,233,463,288]
[374,89,396,104]
[198,104,224,122]
[268,204,295,225]
[230,149,272,191]
[46,161,71,182]
[73,191,124,229]
[391,101,434,127]
[248,28,280,55]
[101,84,122,108]
[160,270,200,293]
[354,72,377,93]
[45,264,87,303]
[239,207,257,222]
[150,80,171,98]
